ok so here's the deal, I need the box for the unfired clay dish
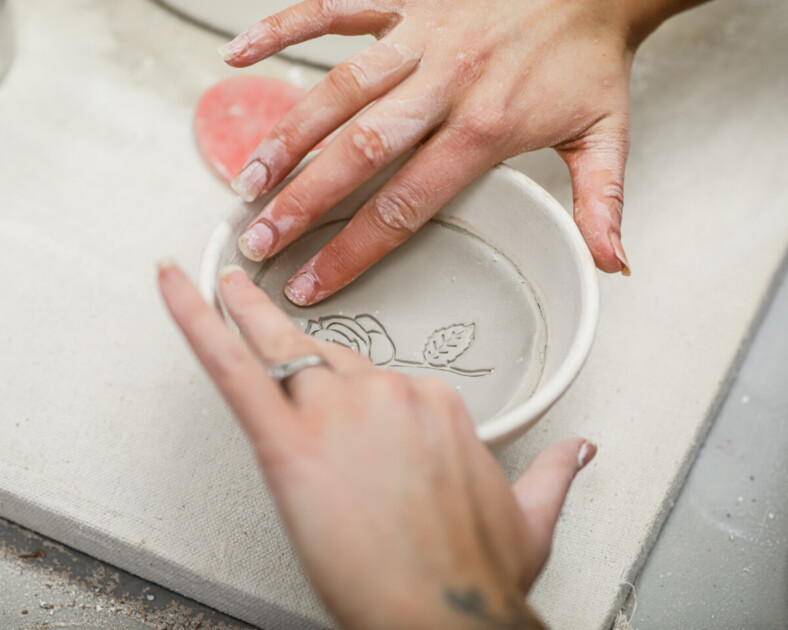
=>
[0,0,13,82]
[199,154,598,446]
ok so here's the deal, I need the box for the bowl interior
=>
[200,155,598,446]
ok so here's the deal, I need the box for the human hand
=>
[158,261,597,630]
[216,0,661,305]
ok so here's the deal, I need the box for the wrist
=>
[439,584,545,630]
[338,578,542,630]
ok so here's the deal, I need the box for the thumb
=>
[559,119,631,275]
[512,438,597,584]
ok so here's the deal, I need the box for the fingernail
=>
[609,231,631,276]
[220,264,246,281]
[577,441,598,470]
[157,257,176,272]
[239,221,275,261]
[217,34,249,61]
[285,272,316,306]
[232,160,270,202]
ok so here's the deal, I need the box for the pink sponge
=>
[195,75,306,183]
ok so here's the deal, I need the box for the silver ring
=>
[267,354,329,383]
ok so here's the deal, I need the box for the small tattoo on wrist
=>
[443,586,544,629]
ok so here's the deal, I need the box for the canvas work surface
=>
[1,0,786,629]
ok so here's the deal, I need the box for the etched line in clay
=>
[305,314,493,377]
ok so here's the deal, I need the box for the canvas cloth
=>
[1,0,787,628]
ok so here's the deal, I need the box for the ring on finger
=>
[267,354,331,387]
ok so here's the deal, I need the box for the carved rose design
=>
[306,314,492,377]
[306,315,396,366]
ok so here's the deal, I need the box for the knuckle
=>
[591,119,630,155]
[415,377,470,429]
[279,187,312,220]
[254,429,304,474]
[383,369,412,391]
[602,181,625,210]
[569,103,591,125]
[369,188,423,235]
[310,245,362,290]
[458,109,508,147]
[419,376,455,399]
[372,370,417,404]
[312,0,342,18]
[349,122,389,169]
[269,124,299,157]
[327,62,367,98]
[596,134,630,165]
[453,48,487,85]
[263,13,288,40]
[611,125,631,152]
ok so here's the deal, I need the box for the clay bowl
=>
[0,0,13,83]
[200,154,598,447]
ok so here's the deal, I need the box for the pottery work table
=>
[1,1,787,629]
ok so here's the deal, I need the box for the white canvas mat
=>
[1,1,786,629]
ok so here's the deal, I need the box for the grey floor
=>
[630,264,788,630]
[2,266,786,628]
[0,517,254,630]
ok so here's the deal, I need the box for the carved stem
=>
[388,360,493,377]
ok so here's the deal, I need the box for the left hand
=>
[158,261,597,629]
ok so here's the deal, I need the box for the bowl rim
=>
[199,161,599,447]
[475,164,599,446]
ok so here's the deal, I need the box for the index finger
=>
[157,260,296,448]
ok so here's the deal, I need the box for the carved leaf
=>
[423,324,475,367]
